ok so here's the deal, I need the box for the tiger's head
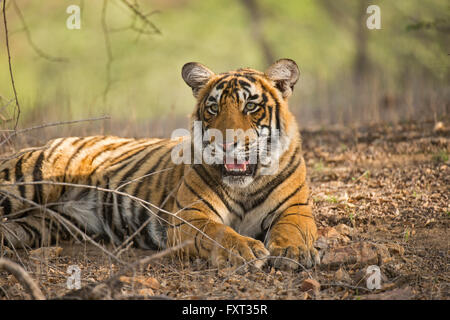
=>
[182,59,301,188]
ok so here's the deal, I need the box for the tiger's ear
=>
[265,59,299,99]
[182,62,215,98]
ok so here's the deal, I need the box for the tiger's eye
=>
[208,104,219,114]
[244,102,259,113]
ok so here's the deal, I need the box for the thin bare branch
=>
[2,0,20,130]
[0,258,46,300]
[0,146,48,161]
[11,0,68,63]
[0,180,234,257]
[0,189,125,265]
[115,167,174,191]
[220,255,312,284]
[0,115,111,148]
[119,0,161,35]
[124,240,192,272]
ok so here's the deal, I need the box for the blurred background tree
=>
[0,0,448,139]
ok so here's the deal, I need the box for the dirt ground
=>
[0,119,448,300]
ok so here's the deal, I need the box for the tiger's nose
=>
[219,142,237,151]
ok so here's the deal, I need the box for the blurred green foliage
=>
[0,0,448,129]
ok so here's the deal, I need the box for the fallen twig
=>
[0,257,46,300]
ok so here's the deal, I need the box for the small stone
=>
[30,247,63,259]
[143,277,160,290]
[352,266,388,286]
[315,236,328,249]
[321,242,390,269]
[317,226,350,246]
[138,288,154,297]
[300,278,320,295]
[335,224,356,237]
[433,121,444,132]
[384,243,404,257]
[119,276,160,290]
[318,227,341,239]
[334,268,352,283]
[298,292,309,300]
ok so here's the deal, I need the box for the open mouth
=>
[221,160,256,176]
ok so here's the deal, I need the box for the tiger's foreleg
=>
[166,207,269,268]
[265,202,320,270]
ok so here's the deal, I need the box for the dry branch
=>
[0,258,46,300]
[119,0,161,35]
[2,0,20,130]
[0,146,48,161]
[0,189,126,265]
[11,0,68,62]
[0,115,111,148]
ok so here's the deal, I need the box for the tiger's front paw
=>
[211,233,269,269]
[267,233,320,270]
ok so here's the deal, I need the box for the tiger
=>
[0,59,319,270]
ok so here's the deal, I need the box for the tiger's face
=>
[182,59,300,188]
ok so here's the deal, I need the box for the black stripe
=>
[88,144,148,183]
[260,81,281,130]
[238,79,251,88]
[268,207,312,230]
[47,138,67,161]
[183,180,223,223]
[261,183,305,231]
[192,165,243,219]
[131,148,172,196]
[175,199,202,213]
[118,145,166,184]
[246,146,302,211]
[90,140,133,166]
[15,221,38,244]
[242,73,257,82]
[160,161,177,207]
[137,206,159,250]
[0,195,12,215]
[15,156,26,197]
[251,144,301,193]
[168,217,206,229]
[63,136,102,179]
[283,202,309,211]
[267,105,273,128]
[32,152,45,203]
[102,179,114,239]
[194,233,201,254]
[115,195,128,240]
[108,143,153,167]
[2,168,10,181]
[152,153,174,207]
